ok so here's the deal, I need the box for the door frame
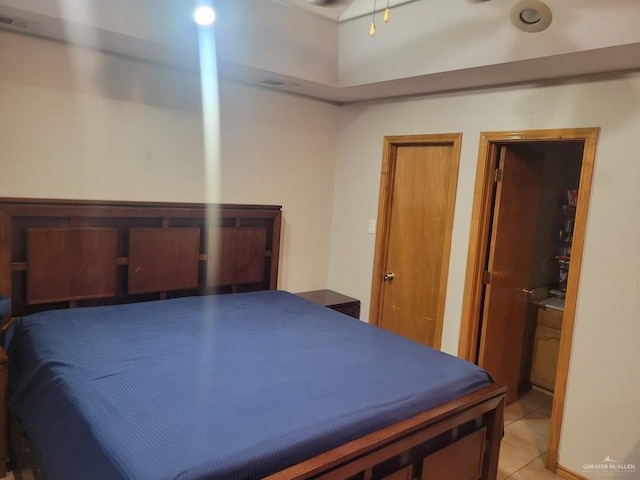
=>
[370,133,462,350]
[457,128,599,472]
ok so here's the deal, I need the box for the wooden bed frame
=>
[0,198,505,480]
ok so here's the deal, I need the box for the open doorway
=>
[458,128,599,474]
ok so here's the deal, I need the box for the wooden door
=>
[371,134,462,349]
[478,146,543,403]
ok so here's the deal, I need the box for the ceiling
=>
[275,0,357,20]
[0,0,639,103]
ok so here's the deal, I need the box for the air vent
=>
[258,79,300,89]
[0,15,36,30]
[261,79,286,87]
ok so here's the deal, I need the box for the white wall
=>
[328,73,640,477]
[339,0,640,86]
[0,0,339,85]
[0,31,338,292]
[215,0,339,86]
[218,82,338,291]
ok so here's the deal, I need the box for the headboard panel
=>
[27,228,118,304]
[128,228,201,294]
[0,199,282,325]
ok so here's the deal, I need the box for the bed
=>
[0,198,505,480]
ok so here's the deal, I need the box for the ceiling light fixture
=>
[193,6,216,26]
[510,0,552,33]
[370,0,377,36]
[369,0,392,37]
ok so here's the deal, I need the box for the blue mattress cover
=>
[4,290,492,480]
[0,297,10,318]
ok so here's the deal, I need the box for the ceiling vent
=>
[0,15,37,31]
[259,79,300,89]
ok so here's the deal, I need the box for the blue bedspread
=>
[0,297,9,319]
[4,291,491,480]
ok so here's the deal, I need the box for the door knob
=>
[384,272,395,281]
[522,288,533,295]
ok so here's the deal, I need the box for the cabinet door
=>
[537,307,563,330]
[530,325,561,392]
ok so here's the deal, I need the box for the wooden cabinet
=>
[537,306,563,330]
[295,290,361,319]
[530,308,563,392]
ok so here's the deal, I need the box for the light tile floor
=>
[498,389,563,479]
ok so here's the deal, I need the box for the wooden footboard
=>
[266,383,506,480]
[8,384,505,480]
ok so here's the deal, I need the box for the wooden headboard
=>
[0,199,281,325]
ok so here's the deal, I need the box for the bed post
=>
[483,391,505,479]
[0,206,10,477]
[0,206,11,323]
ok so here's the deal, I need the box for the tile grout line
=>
[500,391,555,479]
[509,451,549,478]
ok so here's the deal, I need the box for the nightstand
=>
[295,290,361,319]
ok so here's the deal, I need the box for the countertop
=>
[532,296,565,312]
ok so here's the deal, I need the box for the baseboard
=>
[556,464,588,480]
[531,384,554,396]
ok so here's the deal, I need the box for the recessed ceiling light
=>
[519,8,541,24]
[193,6,216,26]
[510,0,552,33]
